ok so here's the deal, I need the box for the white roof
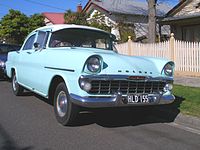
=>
[35,24,105,32]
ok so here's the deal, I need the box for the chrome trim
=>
[70,92,175,108]
[44,66,75,72]
[79,75,173,82]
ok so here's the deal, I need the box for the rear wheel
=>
[54,82,79,126]
[12,72,24,96]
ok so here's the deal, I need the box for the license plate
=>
[127,94,149,104]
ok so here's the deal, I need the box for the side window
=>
[22,34,36,50]
[36,31,49,48]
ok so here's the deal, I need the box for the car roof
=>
[34,24,106,33]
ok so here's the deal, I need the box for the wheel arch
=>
[48,75,67,104]
[11,68,16,78]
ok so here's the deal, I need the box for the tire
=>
[54,82,79,126]
[12,72,24,96]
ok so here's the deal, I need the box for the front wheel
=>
[12,72,24,96]
[54,82,79,126]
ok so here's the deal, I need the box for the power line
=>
[23,0,66,11]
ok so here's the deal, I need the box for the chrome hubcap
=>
[56,91,68,117]
[12,75,17,91]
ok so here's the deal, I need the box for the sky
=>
[0,0,179,19]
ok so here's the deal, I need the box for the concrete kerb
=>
[174,113,200,131]
[174,76,200,88]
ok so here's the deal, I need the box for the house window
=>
[182,25,200,42]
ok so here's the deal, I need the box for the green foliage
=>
[64,10,136,43]
[64,10,111,32]
[88,12,111,32]
[118,22,135,43]
[64,10,88,25]
[0,9,45,44]
[0,9,29,44]
[28,14,45,33]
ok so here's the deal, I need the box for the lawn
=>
[173,85,200,117]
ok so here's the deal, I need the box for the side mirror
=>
[34,42,40,48]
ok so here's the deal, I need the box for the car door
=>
[18,30,49,94]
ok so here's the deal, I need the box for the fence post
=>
[170,33,175,61]
[128,36,132,56]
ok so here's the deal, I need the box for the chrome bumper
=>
[70,93,175,108]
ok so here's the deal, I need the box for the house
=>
[42,12,65,25]
[42,0,171,42]
[160,0,200,42]
[42,4,83,25]
[83,0,171,41]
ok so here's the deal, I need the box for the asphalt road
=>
[0,79,200,150]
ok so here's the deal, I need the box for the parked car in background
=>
[6,24,175,126]
[0,44,21,78]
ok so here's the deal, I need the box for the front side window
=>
[49,28,114,50]
[23,34,36,50]
[36,31,49,49]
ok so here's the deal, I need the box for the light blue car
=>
[6,24,175,126]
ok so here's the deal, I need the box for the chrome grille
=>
[88,80,166,95]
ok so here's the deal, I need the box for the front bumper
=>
[71,74,175,108]
[70,93,175,108]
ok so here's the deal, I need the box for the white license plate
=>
[127,94,149,104]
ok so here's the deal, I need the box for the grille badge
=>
[127,76,146,80]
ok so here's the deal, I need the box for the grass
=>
[173,85,200,117]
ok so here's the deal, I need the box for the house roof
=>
[165,0,188,17]
[160,0,200,25]
[83,0,171,16]
[42,12,65,24]
[160,12,200,25]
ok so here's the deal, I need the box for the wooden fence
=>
[116,34,200,77]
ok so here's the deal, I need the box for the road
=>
[0,79,200,150]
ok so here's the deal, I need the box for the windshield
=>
[49,28,114,50]
[0,44,21,54]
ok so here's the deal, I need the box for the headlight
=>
[163,62,174,77]
[86,56,101,73]
[79,78,92,92]
[0,60,5,68]
[163,83,173,92]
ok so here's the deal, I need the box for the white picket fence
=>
[116,34,200,77]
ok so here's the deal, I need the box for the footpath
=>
[169,76,200,131]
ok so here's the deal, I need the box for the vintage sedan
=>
[0,43,21,78]
[6,24,175,125]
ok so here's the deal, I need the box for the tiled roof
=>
[42,12,65,24]
[84,0,171,16]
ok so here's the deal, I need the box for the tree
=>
[118,22,135,43]
[0,9,45,44]
[64,9,88,25]
[64,10,111,32]
[88,11,111,32]
[28,14,45,33]
[147,0,157,43]
[0,9,29,44]
[147,0,172,43]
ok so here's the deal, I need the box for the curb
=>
[156,107,200,131]
[174,76,200,88]
[174,113,200,131]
